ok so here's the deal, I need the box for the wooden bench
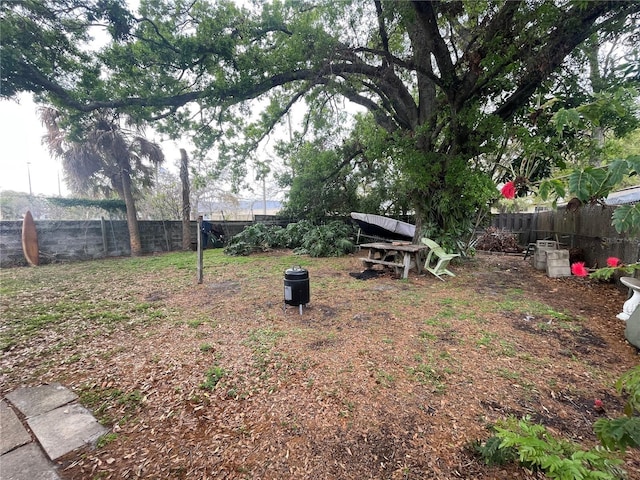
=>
[362,258,405,268]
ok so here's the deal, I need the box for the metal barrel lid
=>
[284,266,308,279]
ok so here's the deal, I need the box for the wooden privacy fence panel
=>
[491,206,640,268]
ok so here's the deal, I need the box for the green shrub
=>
[472,435,518,466]
[282,220,315,247]
[476,416,623,479]
[475,365,640,479]
[224,220,355,257]
[294,221,356,257]
[223,223,285,255]
[594,364,640,452]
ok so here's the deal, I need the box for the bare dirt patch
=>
[1,250,638,479]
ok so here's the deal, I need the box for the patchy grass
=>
[200,365,227,391]
[78,386,143,426]
[1,250,637,479]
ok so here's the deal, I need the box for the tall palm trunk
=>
[120,165,142,256]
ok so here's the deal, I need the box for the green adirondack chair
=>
[421,238,460,280]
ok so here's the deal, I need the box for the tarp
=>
[350,212,416,240]
[605,186,640,206]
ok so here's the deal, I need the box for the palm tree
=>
[41,108,165,256]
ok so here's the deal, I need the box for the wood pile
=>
[475,227,521,253]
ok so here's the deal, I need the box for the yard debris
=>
[475,227,521,253]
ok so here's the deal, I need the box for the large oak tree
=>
[3,0,639,241]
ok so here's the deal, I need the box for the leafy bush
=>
[594,364,640,451]
[282,220,315,248]
[294,221,356,257]
[472,435,518,466]
[224,220,355,257]
[476,416,623,479]
[475,365,640,479]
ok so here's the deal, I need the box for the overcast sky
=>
[0,93,285,202]
[0,94,68,196]
[0,93,191,198]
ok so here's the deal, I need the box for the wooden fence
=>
[491,205,640,268]
[4,208,638,270]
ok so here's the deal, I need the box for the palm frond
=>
[38,107,165,197]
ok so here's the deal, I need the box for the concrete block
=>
[0,443,61,480]
[1,400,31,455]
[27,402,108,461]
[5,384,77,418]
[546,249,571,278]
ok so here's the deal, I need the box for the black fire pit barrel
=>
[284,266,310,306]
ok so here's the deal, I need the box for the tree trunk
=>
[180,148,191,250]
[586,37,605,165]
[413,212,423,244]
[120,166,142,256]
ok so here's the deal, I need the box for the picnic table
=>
[360,242,429,279]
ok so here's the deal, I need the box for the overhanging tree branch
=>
[495,1,640,120]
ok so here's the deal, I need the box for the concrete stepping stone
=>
[4,383,108,461]
[0,443,61,480]
[27,401,108,461]
[5,383,77,418]
[1,400,32,455]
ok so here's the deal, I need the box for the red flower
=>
[594,399,604,411]
[607,257,621,267]
[571,262,588,277]
[501,181,516,199]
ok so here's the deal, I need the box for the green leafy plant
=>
[281,220,315,247]
[223,223,285,256]
[293,221,355,257]
[537,155,640,234]
[224,220,355,257]
[589,263,640,281]
[476,416,623,479]
[611,204,640,236]
[594,365,640,452]
[476,366,640,478]
[473,435,518,466]
[200,365,226,391]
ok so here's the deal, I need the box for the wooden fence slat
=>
[491,207,640,268]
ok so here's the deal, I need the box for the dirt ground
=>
[1,250,639,479]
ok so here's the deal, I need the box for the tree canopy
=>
[3,0,639,242]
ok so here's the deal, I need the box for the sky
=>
[0,93,293,206]
[0,94,69,196]
[0,93,196,198]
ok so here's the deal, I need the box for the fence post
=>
[197,215,203,284]
[100,217,108,256]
